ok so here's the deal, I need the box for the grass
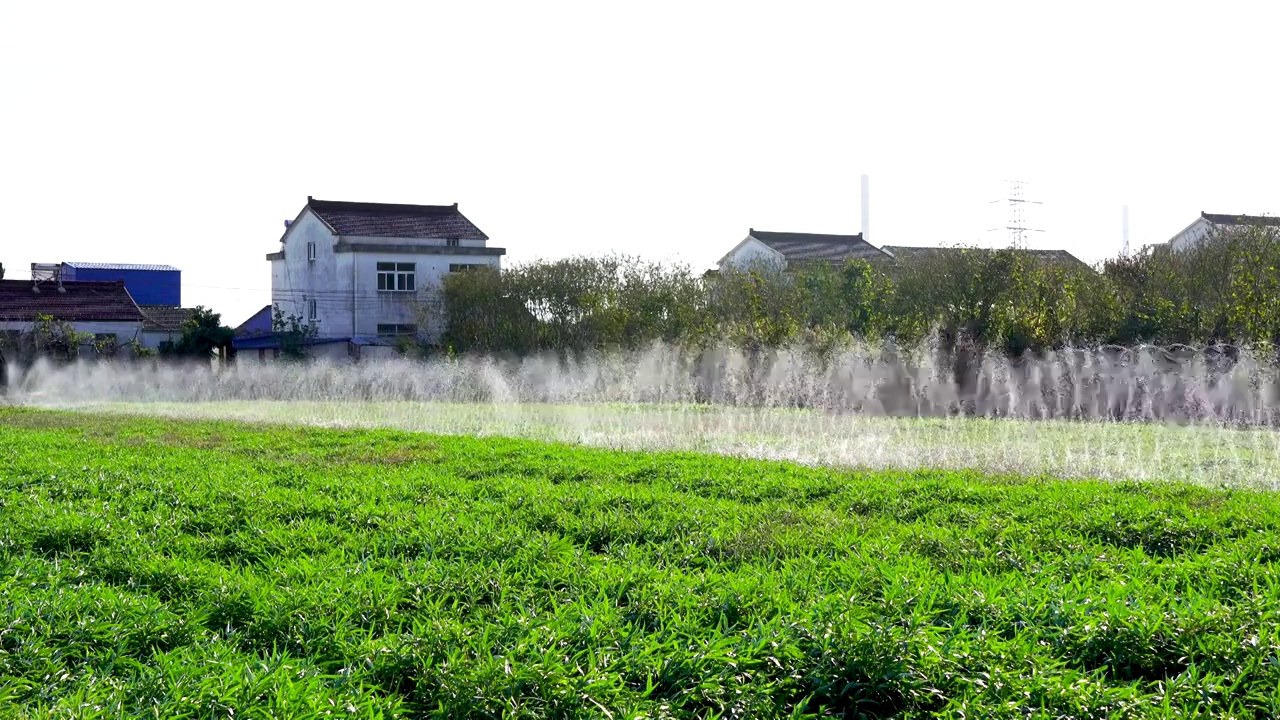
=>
[66,400,1280,489]
[3,407,1280,717]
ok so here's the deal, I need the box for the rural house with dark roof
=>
[717,229,889,271]
[1165,211,1280,252]
[0,277,146,365]
[878,245,1093,271]
[256,196,504,360]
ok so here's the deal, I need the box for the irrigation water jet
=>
[7,341,1280,487]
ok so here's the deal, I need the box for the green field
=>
[61,400,1280,489]
[4,408,1280,718]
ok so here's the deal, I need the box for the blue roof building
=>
[60,262,181,306]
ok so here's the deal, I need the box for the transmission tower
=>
[986,179,1044,249]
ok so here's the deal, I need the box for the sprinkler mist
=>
[8,340,1280,488]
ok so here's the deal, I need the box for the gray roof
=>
[63,262,180,272]
[749,229,890,263]
[879,245,1092,270]
[1201,211,1280,228]
[306,197,489,240]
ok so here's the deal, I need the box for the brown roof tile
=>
[306,197,489,240]
[139,305,196,331]
[749,230,890,263]
[0,280,145,322]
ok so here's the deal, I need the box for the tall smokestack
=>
[1122,205,1130,256]
[860,174,870,242]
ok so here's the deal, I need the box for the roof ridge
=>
[303,196,488,241]
[308,197,460,213]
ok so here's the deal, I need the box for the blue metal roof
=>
[63,262,181,272]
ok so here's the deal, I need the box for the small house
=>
[716,229,889,272]
[1165,212,1280,252]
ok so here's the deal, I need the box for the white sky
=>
[2,1,1277,325]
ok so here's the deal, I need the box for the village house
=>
[248,197,505,361]
[0,277,146,362]
[1164,211,1280,252]
[715,230,1090,274]
[716,229,889,272]
[878,245,1092,271]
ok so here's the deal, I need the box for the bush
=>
[438,227,1280,357]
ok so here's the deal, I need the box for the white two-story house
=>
[264,197,504,358]
[1165,211,1280,252]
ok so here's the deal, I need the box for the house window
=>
[376,262,416,292]
[307,298,317,321]
[449,263,484,273]
[376,323,417,336]
[446,238,460,248]
[307,241,316,261]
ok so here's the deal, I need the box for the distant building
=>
[716,229,889,272]
[0,278,145,360]
[878,245,1093,272]
[1165,212,1280,252]
[58,262,181,306]
[252,196,505,358]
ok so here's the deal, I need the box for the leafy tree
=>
[25,315,92,361]
[173,306,234,359]
[272,304,318,360]
[0,262,5,280]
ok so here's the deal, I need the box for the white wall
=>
[718,237,785,271]
[139,329,181,349]
[271,210,347,334]
[1169,217,1213,252]
[0,319,144,357]
[350,251,499,340]
[0,320,143,340]
[269,209,502,344]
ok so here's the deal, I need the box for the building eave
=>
[332,242,506,256]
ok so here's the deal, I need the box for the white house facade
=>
[1166,212,1280,252]
[267,197,504,346]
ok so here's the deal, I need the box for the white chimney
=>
[1122,205,1130,256]
[860,174,870,242]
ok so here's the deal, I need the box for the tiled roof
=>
[139,305,195,331]
[879,245,1092,270]
[1201,212,1280,228]
[306,197,489,240]
[63,262,181,272]
[749,230,890,263]
[0,280,145,322]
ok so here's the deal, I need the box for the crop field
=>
[4,408,1280,717]
[60,400,1280,489]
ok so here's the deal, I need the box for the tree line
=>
[436,223,1280,357]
